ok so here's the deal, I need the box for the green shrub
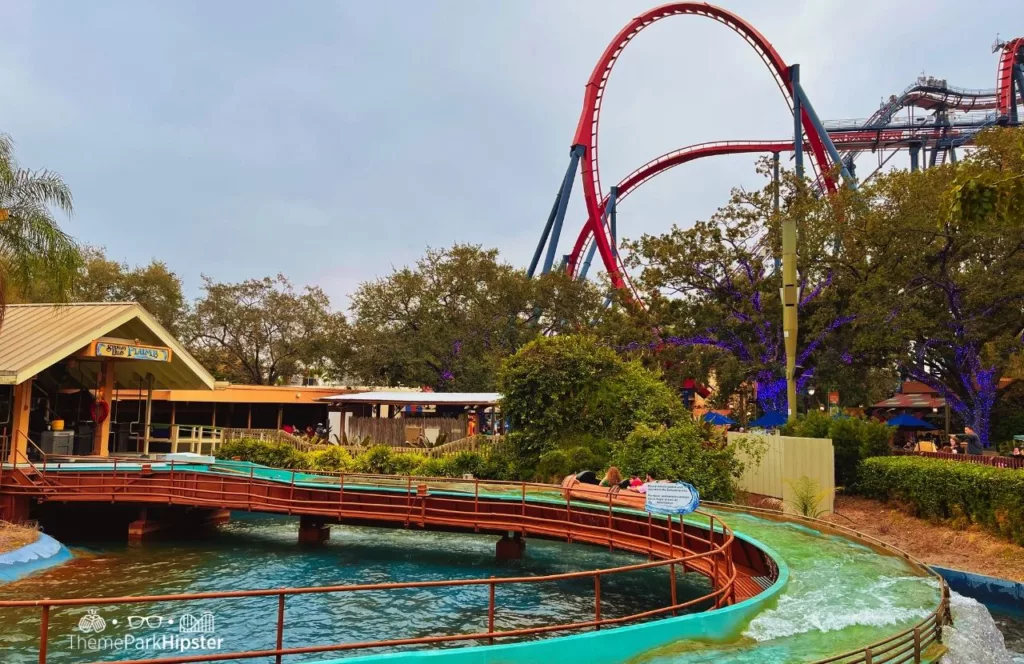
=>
[308,446,354,472]
[354,445,399,474]
[215,438,308,469]
[856,456,1024,545]
[783,414,892,487]
[412,457,452,477]
[611,421,741,502]
[391,452,426,475]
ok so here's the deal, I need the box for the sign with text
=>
[93,341,171,362]
[644,482,700,515]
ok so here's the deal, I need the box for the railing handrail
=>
[892,447,1024,469]
[0,467,739,664]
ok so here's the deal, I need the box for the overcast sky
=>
[2,1,1018,309]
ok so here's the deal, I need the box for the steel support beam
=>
[578,186,618,281]
[784,66,801,422]
[793,80,855,187]
[772,152,780,212]
[909,143,921,172]
[1013,63,1024,124]
[528,189,562,278]
[791,66,803,180]
[949,146,958,164]
[542,145,585,275]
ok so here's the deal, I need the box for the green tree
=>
[75,247,185,333]
[498,334,683,479]
[347,244,602,390]
[824,129,1024,444]
[0,133,82,322]
[185,274,349,385]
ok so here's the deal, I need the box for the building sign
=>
[93,340,171,362]
[828,390,840,416]
[645,482,700,515]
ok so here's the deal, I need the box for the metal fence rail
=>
[0,467,739,664]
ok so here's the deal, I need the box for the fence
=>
[346,415,469,447]
[892,448,1024,470]
[729,432,836,514]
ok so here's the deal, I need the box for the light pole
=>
[807,386,816,414]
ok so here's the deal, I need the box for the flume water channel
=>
[0,512,711,663]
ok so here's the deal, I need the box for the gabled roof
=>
[0,302,215,390]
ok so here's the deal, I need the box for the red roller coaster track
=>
[567,3,835,290]
[562,4,1024,292]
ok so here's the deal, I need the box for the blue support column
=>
[578,186,619,281]
[1012,64,1024,124]
[929,144,939,168]
[528,189,562,278]
[791,66,804,180]
[609,186,618,257]
[909,143,920,172]
[793,81,855,187]
[949,146,958,164]
[542,145,585,275]
[772,152,780,212]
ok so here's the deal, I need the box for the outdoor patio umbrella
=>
[885,413,935,430]
[749,412,788,428]
[703,412,737,426]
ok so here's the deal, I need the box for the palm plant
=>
[0,133,82,326]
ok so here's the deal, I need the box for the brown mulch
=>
[0,520,40,554]
[826,496,1024,583]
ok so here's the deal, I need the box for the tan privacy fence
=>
[728,432,835,515]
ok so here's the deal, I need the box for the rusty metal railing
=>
[0,466,740,664]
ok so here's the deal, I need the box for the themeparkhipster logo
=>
[67,608,224,654]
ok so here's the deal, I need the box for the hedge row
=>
[856,456,1024,545]
[215,438,517,480]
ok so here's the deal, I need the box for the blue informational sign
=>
[644,482,700,515]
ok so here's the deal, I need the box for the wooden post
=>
[9,378,32,464]
[275,593,286,664]
[247,404,252,429]
[594,573,602,629]
[38,604,49,664]
[212,403,218,428]
[669,563,678,616]
[170,403,177,453]
[488,576,496,644]
[94,361,115,457]
[143,373,154,455]
[277,404,283,431]
[913,627,921,662]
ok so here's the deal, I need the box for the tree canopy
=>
[347,244,603,391]
[185,274,349,385]
[0,133,82,324]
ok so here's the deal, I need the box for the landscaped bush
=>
[610,421,745,502]
[216,438,309,469]
[215,439,505,481]
[856,456,1024,545]
[784,413,892,487]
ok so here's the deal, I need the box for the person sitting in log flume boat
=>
[598,466,623,488]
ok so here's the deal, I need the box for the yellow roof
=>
[0,302,215,390]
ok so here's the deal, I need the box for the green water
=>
[0,513,713,663]
[636,510,942,663]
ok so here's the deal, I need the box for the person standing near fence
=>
[955,426,983,456]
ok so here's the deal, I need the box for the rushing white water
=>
[943,592,1021,664]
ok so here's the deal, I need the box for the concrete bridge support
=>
[299,515,331,545]
[496,532,525,561]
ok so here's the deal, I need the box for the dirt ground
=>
[826,495,1024,582]
[0,520,39,554]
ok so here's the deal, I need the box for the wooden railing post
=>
[594,572,602,629]
[487,576,496,644]
[864,647,873,664]
[913,626,921,662]
[669,563,678,617]
[275,592,286,664]
[38,604,49,664]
